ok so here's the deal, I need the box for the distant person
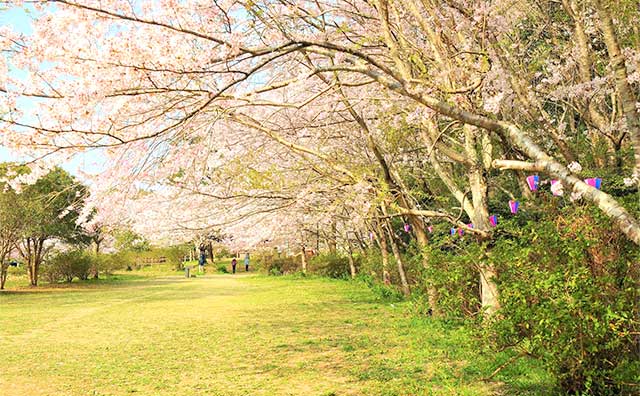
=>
[231,258,237,274]
[244,253,250,272]
[198,245,207,273]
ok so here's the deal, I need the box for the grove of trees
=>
[0,0,639,393]
[0,166,89,288]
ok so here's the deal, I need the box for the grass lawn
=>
[0,270,553,395]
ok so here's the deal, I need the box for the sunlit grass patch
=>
[0,274,553,395]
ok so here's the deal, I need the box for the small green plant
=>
[269,267,283,276]
[216,264,229,273]
[356,274,405,302]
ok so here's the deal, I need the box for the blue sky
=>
[1,5,105,177]
[0,6,33,164]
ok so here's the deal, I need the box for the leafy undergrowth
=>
[0,273,553,395]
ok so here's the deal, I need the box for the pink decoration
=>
[584,178,602,190]
[489,215,498,227]
[509,200,519,214]
[526,175,539,191]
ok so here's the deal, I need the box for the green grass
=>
[0,270,554,395]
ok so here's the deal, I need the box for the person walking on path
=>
[198,245,207,273]
[231,258,237,274]
[244,253,250,272]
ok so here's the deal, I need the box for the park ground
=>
[0,267,553,396]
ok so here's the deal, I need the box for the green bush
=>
[373,197,640,395]
[250,248,282,271]
[358,249,385,280]
[43,250,93,283]
[264,256,299,275]
[111,251,135,271]
[421,242,481,318]
[309,252,353,279]
[94,253,129,276]
[216,264,229,273]
[487,207,640,395]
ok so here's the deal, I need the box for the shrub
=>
[111,251,135,271]
[264,256,299,275]
[356,274,405,302]
[251,248,282,271]
[421,241,481,318]
[487,207,640,395]
[358,249,383,279]
[217,264,229,273]
[94,253,128,276]
[42,250,93,283]
[399,197,640,395]
[309,252,352,279]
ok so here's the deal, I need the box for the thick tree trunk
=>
[30,262,37,286]
[479,264,500,316]
[465,125,501,315]
[31,260,38,287]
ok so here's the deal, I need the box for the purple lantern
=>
[458,228,464,236]
[584,178,602,190]
[526,175,539,191]
[403,223,411,233]
[489,215,498,227]
[467,223,474,229]
[509,200,519,214]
